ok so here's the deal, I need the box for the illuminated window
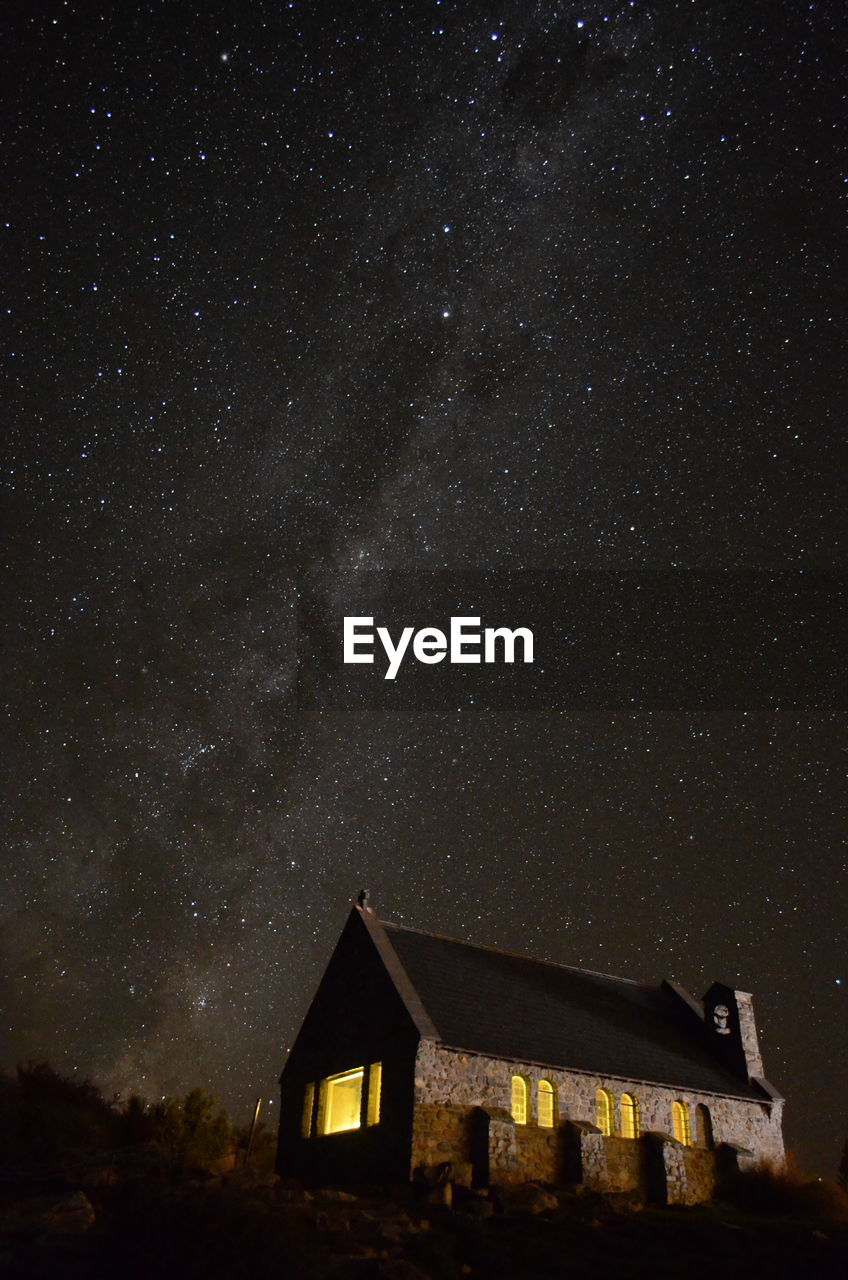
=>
[311,1064,383,1137]
[672,1101,691,1146]
[301,1082,315,1138]
[620,1093,640,1139]
[321,1068,364,1134]
[366,1062,382,1126]
[595,1088,614,1136]
[511,1075,528,1124]
[538,1080,555,1128]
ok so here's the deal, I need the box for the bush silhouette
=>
[717,1160,848,1221]
[0,1064,235,1176]
[0,1061,120,1162]
[149,1088,233,1171]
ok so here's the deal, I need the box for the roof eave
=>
[428,1039,767,1103]
[356,904,441,1041]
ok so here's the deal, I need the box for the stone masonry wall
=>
[603,1134,647,1196]
[682,1145,718,1203]
[411,1041,784,1193]
[412,1102,467,1169]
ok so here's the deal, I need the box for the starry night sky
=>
[4,1,846,1173]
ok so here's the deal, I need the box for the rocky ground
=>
[2,1165,847,1280]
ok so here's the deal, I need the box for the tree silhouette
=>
[0,1061,119,1161]
[149,1088,233,1170]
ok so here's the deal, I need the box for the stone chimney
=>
[702,981,765,1081]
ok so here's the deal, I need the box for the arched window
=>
[538,1080,555,1128]
[595,1087,614,1136]
[511,1075,528,1125]
[672,1100,691,1146]
[620,1093,640,1139]
[695,1103,714,1149]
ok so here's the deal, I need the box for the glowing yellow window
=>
[538,1080,555,1128]
[672,1100,691,1146]
[366,1062,382,1126]
[301,1082,315,1138]
[511,1075,528,1124]
[321,1068,364,1134]
[595,1087,614,1136]
[620,1093,640,1139]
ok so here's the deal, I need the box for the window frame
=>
[595,1087,614,1136]
[307,1063,384,1138]
[695,1103,714,1149]
[672,1100,692,1146]
[510,1074,529,1125]
[321,1066,364,1135]
[537,1079,555,1128]
[620,1092,640,1139]
[366,1061,382,1127]
[301,1081,316,1138]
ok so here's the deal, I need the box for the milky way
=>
[4,1,845,1172]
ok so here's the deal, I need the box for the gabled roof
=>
[365,910,765,1101]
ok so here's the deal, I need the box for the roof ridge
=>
[380,918,650,988]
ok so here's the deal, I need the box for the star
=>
[3,0,843,1181]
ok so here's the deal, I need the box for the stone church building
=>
[276,897,784,1203]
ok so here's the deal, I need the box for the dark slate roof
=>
[382,921,762,1100]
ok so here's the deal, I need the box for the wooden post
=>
[244,1097,262,1167]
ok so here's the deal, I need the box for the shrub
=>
[0,1061,120,1161]
[149,1088,234,1172]
[716,1161,848,1221]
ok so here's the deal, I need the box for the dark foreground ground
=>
[2,1175,847,1280]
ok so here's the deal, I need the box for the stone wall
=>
[411,1041,784,1198]
[682,1144,718,1204]
[603,1133,648,1195]
[566,1122,606,1190]
[412,1103,471,1171]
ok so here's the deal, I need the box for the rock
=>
[600,1190,642,1214]
[452,1187,493,1220]
[223,1166,279,1188]
[0,1190,95,1235]
[44,1190,96,1233]
[330,1258,431,1280]
[276,1185,307,1203]
[368,1215,411,1243]
[503,1182,558,1215]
